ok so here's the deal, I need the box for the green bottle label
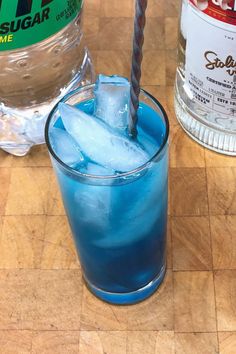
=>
[0,0,83,51]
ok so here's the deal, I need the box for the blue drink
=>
[45,82,169,305]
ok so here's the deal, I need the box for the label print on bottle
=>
[185,4,236,118]
[0,0,83,51]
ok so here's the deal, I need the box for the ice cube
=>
[59,103,149,172]
[94,74,131,131]
[49,127,84,167]
[79,162,116,176]
[74,183,111,231]
[94,164,168,249]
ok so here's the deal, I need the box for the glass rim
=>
[45,83,169,181]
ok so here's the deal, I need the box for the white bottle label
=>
[185,4,236,117]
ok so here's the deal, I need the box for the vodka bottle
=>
[175,0,236,155]
[0,0,94,156]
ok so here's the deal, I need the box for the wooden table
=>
[0,0,235,352]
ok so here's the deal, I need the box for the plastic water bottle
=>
[0,0,94,156]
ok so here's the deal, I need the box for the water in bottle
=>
[0,0,94,156]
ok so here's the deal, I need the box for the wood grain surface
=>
[0,0,235,353]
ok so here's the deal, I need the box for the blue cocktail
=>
[45,76,169,305]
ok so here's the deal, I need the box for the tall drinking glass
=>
[45,84,169,305]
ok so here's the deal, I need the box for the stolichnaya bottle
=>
[175,0,236,155]
[0,0,94,156]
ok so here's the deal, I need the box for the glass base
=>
[84,265,166,305]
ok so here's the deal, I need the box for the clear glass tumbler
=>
[45,85,169,305]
